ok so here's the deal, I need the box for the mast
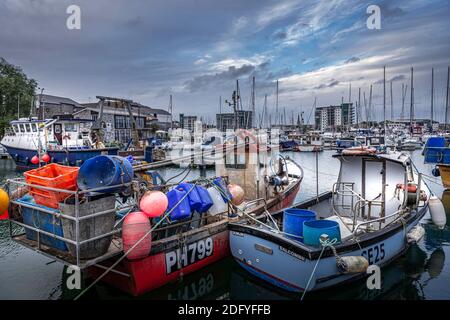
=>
[383,65,386,134]
[363,91,367,128]
[169,94,173,131]
[251,76,255,128]
[431,68,434,131]
[401,83,406,121]
[348,82,352,130]
[369,84,373,127]
[410,67,414,133]
[446,66,450,131]
[358,87,361,128]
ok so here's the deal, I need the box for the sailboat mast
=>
[410,67,414,133]
[275,80,279,126]
[446,66,450,131]
[383,65,386,133]
[357,87,361,128]
[390,81,393,120]
[252,76,255,128]
[431,68,434,130]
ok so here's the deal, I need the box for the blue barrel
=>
[77,155,134,193]
[212,177,232,202]
[177,183,202,212]
[303,220,341,246]
[283,209,316,242]
[195,185,213,213]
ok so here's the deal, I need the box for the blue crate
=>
[18,195,68,251]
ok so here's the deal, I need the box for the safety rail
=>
[5,175,231,269]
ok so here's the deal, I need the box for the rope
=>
[300,237,338,300]
[73,182,198,300]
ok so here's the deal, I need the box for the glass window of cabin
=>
[19,124,25,132]
[13,125,19,133]
[65,123,77,132]
[25,124,31,132]
[115,116,126,129]
[31,124,37,132]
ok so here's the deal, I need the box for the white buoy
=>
[406,225,425,243]
[429,196,447,229]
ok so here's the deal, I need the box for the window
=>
[13,125,18,133]
[92,114,98,121]
[19,124,25,132]
[31,124,37,132]
[25,124,31,132]
[115,115,126,129]
[65,123,77,132]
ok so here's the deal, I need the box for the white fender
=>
[429,196,447,229]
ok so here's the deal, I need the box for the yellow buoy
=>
[0,188,10,213]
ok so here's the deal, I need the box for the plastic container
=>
[283,209,316,242]
[303,220,341,246]
[212,177,232,202]
[24,163,79,209]
[77,155,134,194]
[18,195,68,251]
[177,183,202,211]
[195,185,213,213]
[166,188,192,221]
[207,187,228,216]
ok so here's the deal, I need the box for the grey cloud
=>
[314,79,340,90]
[345,57,360,64]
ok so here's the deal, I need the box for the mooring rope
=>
[300,237,338,300]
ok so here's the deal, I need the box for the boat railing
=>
[332,182,384,232]
[6,178,134,269]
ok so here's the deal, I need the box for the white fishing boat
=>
[229,150,445,294]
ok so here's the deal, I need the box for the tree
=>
[0,58,38,136]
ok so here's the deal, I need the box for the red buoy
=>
[31,155,39,165]
[122,212,152,260]
[42,153,51,163]
[139,190,168,218]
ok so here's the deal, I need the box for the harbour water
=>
[0,150,449,300]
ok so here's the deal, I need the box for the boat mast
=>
[410,67,414,133]
[357,87,361,128]
[383,65,386,134]
[369,84,373,129]
[390,80,393,121]
[251,76,255,128]
[446,66,449,132]
[431,68,434,132]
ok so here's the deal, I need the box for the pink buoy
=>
[139,190,168,218]
[122,212,152,260]
[42,153,51,163]
[228,184,245,206]
[31,155,39,165]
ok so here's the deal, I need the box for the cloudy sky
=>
[1,0,449,124]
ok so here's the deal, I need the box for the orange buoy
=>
[139,190,168,218]
[0,188,9,214]
[228,184,245,206]
[31,155,39,165]
[122,212,152,260]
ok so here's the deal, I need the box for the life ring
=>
[341,146,377,155]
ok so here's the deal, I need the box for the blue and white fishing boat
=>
[229,150,446,294]
[1,117,118,168]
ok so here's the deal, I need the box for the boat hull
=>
[89,179,301,296]
[229,206,427,293]
[1,144,119,169]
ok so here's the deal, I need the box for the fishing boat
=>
[1,117,118,168]
[296,132,323,152]
[229,150,445,294]
[4,137,303,297]
[399,137,422,151]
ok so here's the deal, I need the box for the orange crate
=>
[24,163,79,208]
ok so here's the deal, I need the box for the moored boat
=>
[229,151,437,294]
[1,117,118,169]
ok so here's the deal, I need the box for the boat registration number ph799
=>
[165,238,214,274]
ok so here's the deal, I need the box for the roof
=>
[37,94,83,108]
[81,102,170,117]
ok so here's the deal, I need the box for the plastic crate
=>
[24,163,79,209]
[18,195,68,251]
